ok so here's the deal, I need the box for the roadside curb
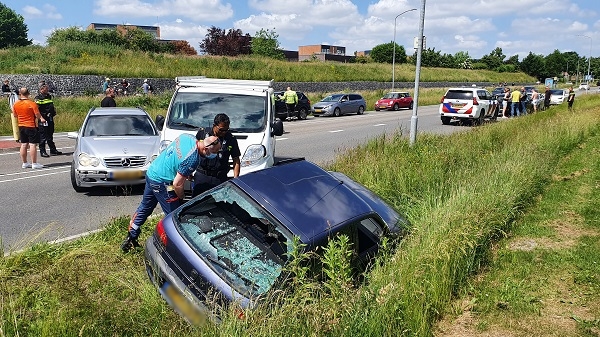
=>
[0,139,20,153]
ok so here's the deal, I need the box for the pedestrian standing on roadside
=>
[279,87,298,120]
[510,87,521,117]
[531,88,539,113]
[121,133,222,253]
[567,86,575,111]
[12,87,45,169]
[502,87,510,117]
[102,78,110,93]
[35,83,62,157]
[2,80,11,95]
[544,86,551,110]
[100,88,116,107]
[519,87,528,116]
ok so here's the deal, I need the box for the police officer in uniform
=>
[35,84,62,157]
[192,113,241,197]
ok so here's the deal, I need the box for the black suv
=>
[274,91,311,120]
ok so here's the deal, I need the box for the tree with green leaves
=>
[0,2,32,48]
[251,28,284,60]
[454,51,471,69]
[480,47,506,70]
[370,42,407,64]
[520,52,546,80]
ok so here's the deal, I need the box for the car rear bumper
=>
[144,237,215,325]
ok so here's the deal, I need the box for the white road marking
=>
[277,137,289,141]
[373,123,386,126]
[0,169,69,183]
[329,130,344,133]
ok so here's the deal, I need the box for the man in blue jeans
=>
[121,132,221,252]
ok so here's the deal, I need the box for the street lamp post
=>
[577,34,592,83]
[392,8,417,90]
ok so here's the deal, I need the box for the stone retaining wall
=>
[0,74,498,96]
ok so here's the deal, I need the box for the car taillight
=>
[440,96,446,103]
[156,218,167,247]
[473,97,479,105]
[234,307,245,320]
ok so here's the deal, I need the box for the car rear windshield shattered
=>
[176,183,292,296]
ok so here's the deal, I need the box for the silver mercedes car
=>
[68,107,161,192]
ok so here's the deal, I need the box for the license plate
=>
[163,282,207,325]
[111,170,143,180]
[451,104,465,109]
[314,109,322,113]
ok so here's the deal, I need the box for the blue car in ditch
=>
[144,159,406,324]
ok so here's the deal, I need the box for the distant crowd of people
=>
[496,85,575,118]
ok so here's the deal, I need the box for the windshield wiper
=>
[171,121,200,129]
[205,254,259,291]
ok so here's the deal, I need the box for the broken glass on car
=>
[176,182,293,297]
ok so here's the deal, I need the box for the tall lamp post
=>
[392,8,417,90]
[577,34,592,83]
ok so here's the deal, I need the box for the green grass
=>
[0,42,536,83]
[1,94,599,336]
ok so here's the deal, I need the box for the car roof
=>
[88,107,148,116]
[387,91,410,94]
[233,160,393,244]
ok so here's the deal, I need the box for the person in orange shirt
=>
[12,87,46,169]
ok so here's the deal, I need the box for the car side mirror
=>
[272,119,284,136]
[155,115,165,131]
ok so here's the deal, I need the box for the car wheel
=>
[297,107,308,120]
[374,107,380,111]
[475,110,485,126]
[393,103,399,111]
[357,106,365,115]
[70,163,87,193]
[334,108,341,117]
[441,116,451,125]
[408,102,414,109]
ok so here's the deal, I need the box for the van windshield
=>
[167,92,267,133]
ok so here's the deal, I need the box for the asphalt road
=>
[0,104,463,254]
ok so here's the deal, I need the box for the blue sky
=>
[3,0,599,62]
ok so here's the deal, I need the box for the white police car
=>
[439,87,498,125]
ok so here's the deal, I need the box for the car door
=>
[477,90,491,117]
[339,95,351,115]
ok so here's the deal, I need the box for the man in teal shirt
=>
[121,132,221,252]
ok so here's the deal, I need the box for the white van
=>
[155,76,284,177]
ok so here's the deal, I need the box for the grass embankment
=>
[0,43,536,83]
[1,95,598,336]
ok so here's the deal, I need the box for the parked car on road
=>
[144,159,406,325]
[439,87,498,125]
[68,107,161,192]
[374,91,413,111]
[549,89,568,105]
[579,83,590,90]
[273,90,311,120]
[312,93,366,117]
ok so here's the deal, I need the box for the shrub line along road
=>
[0,105,460,255]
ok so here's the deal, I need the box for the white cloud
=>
[93,0,233,21]
[22,4,62,20]
[234,13,311,41]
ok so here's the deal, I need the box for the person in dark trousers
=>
[567,86,575,111]
[121,133,222,252]
[543,86,551,110]
[35,84,62,157]
[192,113,241,197]
[100,88,116,107]
[279,87,298,120]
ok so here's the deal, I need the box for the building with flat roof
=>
[87,23,160,39]
[298,44,354,62]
